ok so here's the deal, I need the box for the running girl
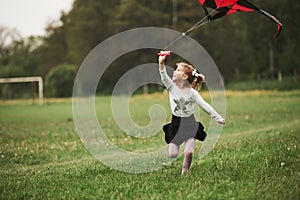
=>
[158,51,225,174]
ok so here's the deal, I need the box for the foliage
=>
[0,26,22,66]
[46,64,77,97]
[0,37,39,77]
[34,25,68,77]
[62,0,121,66]
[0,91,299,199]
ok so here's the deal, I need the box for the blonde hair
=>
[176,62,205,91]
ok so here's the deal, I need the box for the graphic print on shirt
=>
[173,97,194,116]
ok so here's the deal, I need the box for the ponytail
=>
[190,69,205,91]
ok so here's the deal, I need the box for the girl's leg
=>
[168,143,179,158]
[182,138,195,174]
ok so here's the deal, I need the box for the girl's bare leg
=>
[168,143,179,158]
[182,138,195,174]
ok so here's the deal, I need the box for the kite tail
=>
[258,9,283,40]
[275,24,282,40]
[241,0,283,39]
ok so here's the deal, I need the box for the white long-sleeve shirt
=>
[160,67,224,123]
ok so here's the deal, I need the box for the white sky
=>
[0,0,74,37]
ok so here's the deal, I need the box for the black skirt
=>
[163,115,207,145]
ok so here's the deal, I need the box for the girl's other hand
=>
[219,119,225,125]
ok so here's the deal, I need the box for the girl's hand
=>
[158,55,167,64]
[158,51,171,56]
[158,51,171,64]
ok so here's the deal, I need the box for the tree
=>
[0,34,41,78]
[276,0,300,81]
[64,0,121,66]
[34,19,69,77]
[116,0,171,31]
[0,26,21,66]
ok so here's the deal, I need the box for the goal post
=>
[0,76,43,104]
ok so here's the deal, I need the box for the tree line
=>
[0,0,299,97]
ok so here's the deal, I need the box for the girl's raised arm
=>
[158,55,167,71]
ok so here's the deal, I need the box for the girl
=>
[158,51,225,174]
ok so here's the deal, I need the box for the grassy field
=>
[0,91,299,199]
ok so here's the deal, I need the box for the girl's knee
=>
[169,143,179,158]
[169,151,179,158]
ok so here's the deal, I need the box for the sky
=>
[0,0,74,37]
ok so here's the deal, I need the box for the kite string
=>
[163,34,185,51]
[163,8,218,51]
[163,20,209,50]
[185,20,210,35]
[184,7,218,34]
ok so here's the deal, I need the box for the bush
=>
[226,77,300,91]
[46,64,77,97]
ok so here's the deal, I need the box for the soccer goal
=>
[0,76,43,104]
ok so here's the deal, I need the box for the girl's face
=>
[172,65,188,82]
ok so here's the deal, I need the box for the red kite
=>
[198,0,283,39]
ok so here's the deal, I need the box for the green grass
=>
[0,91,299,199]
